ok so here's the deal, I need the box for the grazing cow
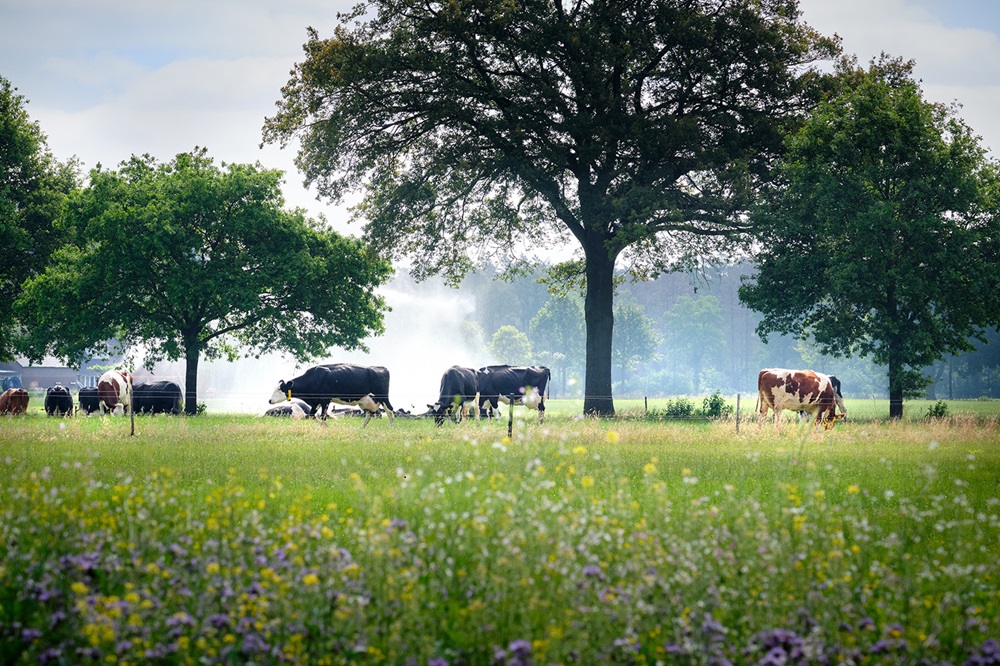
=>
[132,380,183,415]
[262,398,314,419]
[78,387,100,415]
[44,384,74,417]
[477,365,551,423]
[0,388,30,415]
[798,375,846,421]
[428,365,478,426]
[758,368,845,431]
[270,363,394,426]
[97,370,132,416]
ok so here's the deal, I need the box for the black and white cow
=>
[44,384,74,417]
[263,398,314,419]
[78,387,100,415]
[270,363,394,426]
[428,365,478,426]
[477,365,551,423]
[132,380,183,415]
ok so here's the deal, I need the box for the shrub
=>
[927,400,949,419]
[699,391,734,419]
[648,397,695,420]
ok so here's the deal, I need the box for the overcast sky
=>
[4,0,1000,232]
[4,0,1000,404]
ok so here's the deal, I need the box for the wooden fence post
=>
[736,393,740,434]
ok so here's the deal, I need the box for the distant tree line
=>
[445,262,1000,401]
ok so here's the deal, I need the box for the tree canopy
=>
[17,149,393,413]
[263,0,839,416]
[662,294,727,394]
[0,76,78,360]
[739,57,1000,418]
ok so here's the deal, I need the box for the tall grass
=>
[1,413,998,664]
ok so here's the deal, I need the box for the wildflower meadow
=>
[1,411,998,665]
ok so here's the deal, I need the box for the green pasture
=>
[1,412,998,664]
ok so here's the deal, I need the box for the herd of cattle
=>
[0,369,182,418]
[266,363,552,426]
[0,364,848,430]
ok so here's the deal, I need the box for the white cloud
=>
[799,0,1000,153]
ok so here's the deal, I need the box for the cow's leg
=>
[387,404,395,425]
[538,399,545,424]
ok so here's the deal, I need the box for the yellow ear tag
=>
[287,390,292,400]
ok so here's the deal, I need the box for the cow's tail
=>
[545,367,551,400]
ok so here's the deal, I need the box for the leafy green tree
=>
[17,149,392,414]
[488,325,534,366]
[0,76,79,360]
[662,295,727,394]
[530,295,585,396]
[740,57,1000,418]
[262,0,838,416]
[612,301,661,391]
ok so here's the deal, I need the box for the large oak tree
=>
[17,149,392,414]
[739,57,1000,418]
[263,0,838,415]
[0,76,78,360]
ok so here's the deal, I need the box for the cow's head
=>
[269,380,293,405]
[823,413,847,431]
[428,395,466,425]
[427,402,447,426]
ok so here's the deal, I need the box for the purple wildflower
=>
[21,628,42,642]
[582,564,605,580]
[613,637,641,654]
[702,614,726,637]
[493,639,533,666]
[76,646,102,661]
[429,659,449,666]
[208,613,231,629]
[38,648,62,664]
[964,638,1000,666]
[241,633,270,655]
[759,647,788,666]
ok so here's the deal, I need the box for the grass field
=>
[1,411,998,665]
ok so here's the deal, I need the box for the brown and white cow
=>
[757,368,846,431]
[0,388,30,415]
[98,370,132,416]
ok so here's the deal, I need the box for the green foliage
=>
[662,295,727,393]
[530,294,585,378]
[488,324,534,366]
[741,56,1000,418]
[927,400,949,419]
[612,301,661,380]
[16,149,392,413]
[648,396,696,420]
[0,76,79,360]
[263,0,840,415]
[701,391,734,419]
